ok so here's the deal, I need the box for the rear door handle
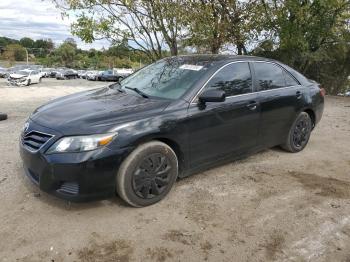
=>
[296,91,302,99]
[246,101,258,110]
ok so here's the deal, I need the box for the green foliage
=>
[34,39,54,50]
[0,37,18,47]
[20,37,35,48]
[2,43,27,62]
[54,41,77,67]
[254,0,350,94]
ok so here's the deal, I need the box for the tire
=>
[39,77,42,83]
[116,141,178,207]
[281,112,312,153]
[26,79,31,86]
[0,113,7,121]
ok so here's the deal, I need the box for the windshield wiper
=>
[124,86,149,98]
[109,82,125,93]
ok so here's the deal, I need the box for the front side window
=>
[254,62,285,90]
[205,62,252,96]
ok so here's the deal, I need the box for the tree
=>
[2,44,26,61]
[20,37,35,48]
[34,39,54,50]
[54,41,77,67]
[218,0,262,55]
[0,37,18,47]
[185,0,229,54]
[55,0,186,60]
[184,0,262,54]
[256,0,350,94]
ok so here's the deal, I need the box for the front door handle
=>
[296,91,302,99]
[247,101,258,110]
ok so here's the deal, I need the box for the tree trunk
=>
[170,42,178,56]
[237,42,247,55]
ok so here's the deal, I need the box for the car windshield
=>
[120,58,210,100]
[18,70,30,76]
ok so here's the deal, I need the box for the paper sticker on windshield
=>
[179,64,203,71]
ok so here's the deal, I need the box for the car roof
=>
[166,54,310,85]
[166,54,274,63]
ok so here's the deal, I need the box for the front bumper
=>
[19,121,133,202]
[7,78,27,86]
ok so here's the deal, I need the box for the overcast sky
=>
[0,0,110,50]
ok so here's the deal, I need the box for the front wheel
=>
[116,141,178,207]
[281,112,312,153]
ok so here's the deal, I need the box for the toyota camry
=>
[20,55,325,207]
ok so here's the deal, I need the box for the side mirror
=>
[198,89,226,103]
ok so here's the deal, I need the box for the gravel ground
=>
[0,78,350,262]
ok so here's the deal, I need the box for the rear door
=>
[187,62,260,167]
[252,61,304,148]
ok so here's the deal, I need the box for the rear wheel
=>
[116,141,178,207]
[281,112,312,153]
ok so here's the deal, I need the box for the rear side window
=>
[205,62,252,96]
[284,71,299,86]
[254,62,285,90]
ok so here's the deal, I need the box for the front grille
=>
[57,182,79,195]
[22,131,54,152]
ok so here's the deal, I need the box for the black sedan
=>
[56,69,79,80]
[20,55,324,207]
[97,70,121,81]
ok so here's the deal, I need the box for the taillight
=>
[320,88,326,97]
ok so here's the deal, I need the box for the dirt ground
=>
[0,78,350,262]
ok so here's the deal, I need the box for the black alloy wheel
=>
[281,112,312,152]
[132,153,172,199]
[292,116,311,149]
[116,141,178,207]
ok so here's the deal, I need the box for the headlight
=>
[46,133,117,154]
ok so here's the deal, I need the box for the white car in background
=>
[7,69,42,86]
[86,70,100,81]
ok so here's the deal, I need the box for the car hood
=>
[30,87,171,134]
[10,73,27,79]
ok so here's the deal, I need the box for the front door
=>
[187,62,260,168]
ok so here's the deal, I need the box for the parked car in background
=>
[7,69,42,86]
[114,68,134,79]
[77,70,86,78]
[86,71,99,81]
[49,69,59,78]
[56,69,79,80]
[97,70,120,81]
[345,91,350,97]
[20,55,325,207]
[0,67,9,78]
[41,68,54,78]
[81,71,90,79]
